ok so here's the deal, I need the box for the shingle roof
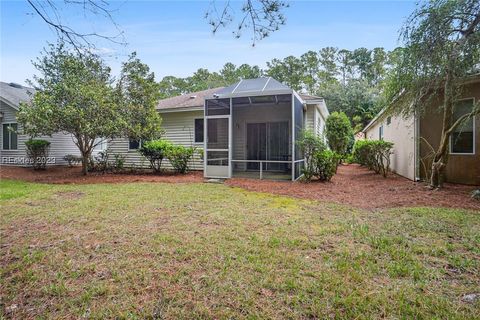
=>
[156,87,224,111]
[299,93,323,102]
[0,82,35,109]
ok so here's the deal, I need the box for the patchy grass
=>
[1,179,479,319]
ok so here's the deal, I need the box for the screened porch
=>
[203,78,305,181]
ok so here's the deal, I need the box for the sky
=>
[0,0,416,86]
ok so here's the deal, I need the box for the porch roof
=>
[211,77,292,99]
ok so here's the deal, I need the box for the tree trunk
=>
[429,75,454,188]
[81,153,89,175]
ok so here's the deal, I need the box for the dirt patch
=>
[54,191,85,200]
[227,164,480,211]
[0,165,203,184]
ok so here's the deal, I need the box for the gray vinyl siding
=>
[305,104,315,132]
[108,110,204,170]
[0,100,94,166]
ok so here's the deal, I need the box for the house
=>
[362,75,480,185]
[110,77,329,180]
[0,82,93,166]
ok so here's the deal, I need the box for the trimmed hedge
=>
[25,139,51,170]
[353,140,393,177]
[166,145,195,174]
[298,130,339,182]
[139,140,173,172]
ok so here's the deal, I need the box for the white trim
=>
[291,93,295,181]
[449,97,476,155]
[157,106,203,113]
[2,122,18,150]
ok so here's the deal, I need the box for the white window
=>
[451,98,475,155]
[94,138,107,151]
[2,123,18,150]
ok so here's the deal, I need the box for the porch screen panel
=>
[267,122,289,171]
[294,95,304,161]
[206,98,230,116]
[293,95,305,179]
[207,118,229,150]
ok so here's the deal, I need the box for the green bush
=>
[93,149,110,172]
[353,140,394,177]
[63,154,82,167]
[297,130,340,182]
[313,150,338,181]
[297,130,327,180]
[166,145,195,174]
[325,112,354,158]
[113,154,125,171]
[25,139,51,170]
[139,140,173,172]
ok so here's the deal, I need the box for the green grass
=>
[1,179,479,319]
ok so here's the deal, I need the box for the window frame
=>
[379,125,384,140]
[128,138,142,151]
[194,118,204,143]
[2,122,18,150]
[450,97,476,156]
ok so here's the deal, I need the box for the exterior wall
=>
[365,112,416,180]
[108,110,204,170]
[419,81,480,185]
[0,101,83,166]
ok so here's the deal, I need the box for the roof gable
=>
[0,82,35,109]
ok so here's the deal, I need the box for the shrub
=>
[166,145,195,174]
[314,150,338,181]
[94,149,110,172]
[353,140,394,177]
[25,139,51,170]
[325,112,354,158]
[63,154,82,167]
[297,130,327,180]
[113,154,125,171]
[472,189,480,201]
[139,140,173,172]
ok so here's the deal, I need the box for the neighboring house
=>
[111,77,329,180]
[363,75,480,185]
[0,81,101,166]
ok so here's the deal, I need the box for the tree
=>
[116,52,163,141]
[325,112,354,157]
[17,44,119,174]
[17,43,162,175]
[385,0,480,188]
[206,0,288,46]
[26,0,125,52]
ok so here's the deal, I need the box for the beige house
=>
[363,75,480,185]
[111,78,329,180]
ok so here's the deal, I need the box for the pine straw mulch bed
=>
[0,165,203,184]
[1,164,479,210]
[226,164,480,211]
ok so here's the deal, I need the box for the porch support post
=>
[291,93,295,181]
[228,97,233,178]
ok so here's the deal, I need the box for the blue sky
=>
[1,1,416,85]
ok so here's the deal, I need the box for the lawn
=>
[1,179,479,319]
